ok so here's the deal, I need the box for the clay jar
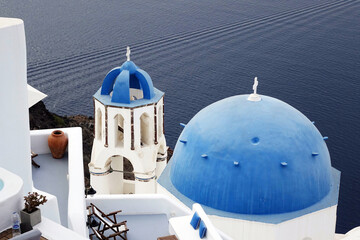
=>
[48,130,68,159]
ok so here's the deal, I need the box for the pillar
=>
[89,163,111,194]
[134,173,156,194]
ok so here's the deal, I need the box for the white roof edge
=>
[0,17,23,29]
[28,84,47,108]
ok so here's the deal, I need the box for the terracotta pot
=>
[48,130,68,159]
[20,208,41,227]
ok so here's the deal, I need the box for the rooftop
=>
[93,86,164,108]
[32,153,69,227]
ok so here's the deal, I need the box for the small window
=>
[114,114,124,147]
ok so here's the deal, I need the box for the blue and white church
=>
[158,78,340,240]
[89,47,167,194]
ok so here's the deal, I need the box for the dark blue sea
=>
[1,0,359,233]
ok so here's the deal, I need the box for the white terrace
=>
[19,127,232,240]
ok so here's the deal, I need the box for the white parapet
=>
[0,18,32,194]
[0,168,23,231]
[158,182,337,240]
[35,217,88,240]
[30,128,88,238]
[169,203,225,240]
[209,206,337,240]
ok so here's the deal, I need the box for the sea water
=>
[1,0,359,233]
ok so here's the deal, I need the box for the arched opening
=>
[158,105,163,139]
[107,155,123,194]
[105,155,135,194]
[140,113,152,147]
[114,114,125,147]
[123,157,135,180]
[130,88,144,101]
[96,108,102,140]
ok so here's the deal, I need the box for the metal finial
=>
[126,46,131,61]
[253,77,258,94]
[247,76,261,102]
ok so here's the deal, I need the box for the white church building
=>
[88,46,342,239]
[89,47,167,195]
[157,80,341,240]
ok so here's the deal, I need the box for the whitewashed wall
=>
[169,203,223,240]
[0,18,32,194]
[90,97,167,194]
[209,206,337,240]
[30,128,87,238]
[159,184,337,240]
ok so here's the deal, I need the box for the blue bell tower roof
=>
[100,60,154,104]
[158,94,340,222]
[93,49,164,108]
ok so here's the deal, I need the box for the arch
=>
[101,67,121,95]
[100,64,154,104]
[105,155,135,181]
[107,155,135,194]
[112,70,130,103]
[134,69,154,99]
[114,114,125,147]
[94,149,143,173]
[123,157,135,180]
[140,113,152,147]
[96,108,102,140]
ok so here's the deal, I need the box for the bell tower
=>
[89,47,167,194]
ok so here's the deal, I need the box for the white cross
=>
[247,76,261,101]
[126,46,131,61]
[253,77,258,94]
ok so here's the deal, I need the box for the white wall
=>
[35,217,88,240]
[275,206,337,240]
[210,215,276,240]
[0,18,32,194]
[30,128,88,238]
[0,168,23,231]
[90,99,168,194]
[159,184,337,240]
[85,194,191,218]
[170,203,223,240]
[209,206,337,240]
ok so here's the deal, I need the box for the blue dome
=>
[170,95,333,215]
[100,60,154,104]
